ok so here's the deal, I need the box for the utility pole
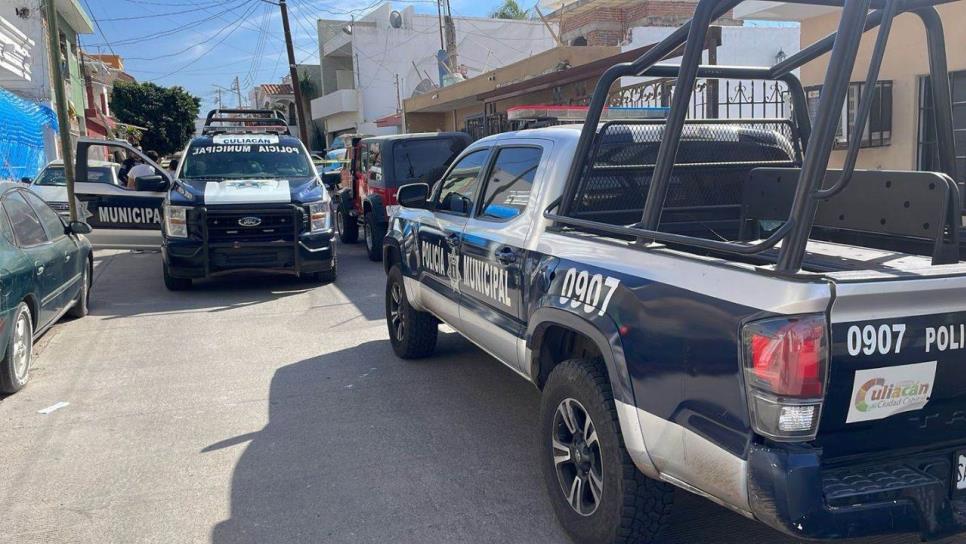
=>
[394,74,401,112]
[278,0,310,144]
[232,76,243,107]
[215,88,223,110]
[43,0,78,222]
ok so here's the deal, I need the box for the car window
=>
[4,191,49,246]
[0,204,15,245]
[478,147,542,221]
[23,191,65,239]
[35,166,116,186]
[392,138,466,186]
[435,149,489,215]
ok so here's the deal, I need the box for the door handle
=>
[496,246,517,265]
[35,264,44,276]
[64,252,71,263]
[446,233,461,247]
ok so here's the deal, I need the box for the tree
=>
[110,82,201,156]
[491,0,528,19]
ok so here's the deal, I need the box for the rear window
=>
[180,138,313,179]
[392,138,465,185]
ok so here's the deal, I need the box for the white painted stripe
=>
[38,402,69,415]
[203,179,291,205]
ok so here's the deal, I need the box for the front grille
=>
[206,208,299,244]
[48,202,70,212]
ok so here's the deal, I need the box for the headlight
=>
[165,205,189,238]
[308,202,330,232]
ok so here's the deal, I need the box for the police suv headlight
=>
[164,205,189,238]
[308,202,330,232]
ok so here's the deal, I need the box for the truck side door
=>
[416,148,490,325]
[74,140,171,250]
[458,144,545,371]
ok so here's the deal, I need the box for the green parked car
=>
[0,183,93,394]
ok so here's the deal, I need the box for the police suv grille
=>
[206,209,298,243]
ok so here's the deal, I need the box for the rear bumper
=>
[162,229,335,279]
[747,443,966,541]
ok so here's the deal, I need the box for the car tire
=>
[163,264,192,291]
[540,358,674,544]
[336,202,358,244]
[364,212,385,262]
[386,265,437,359]
[0,303,33,394]
[304,259,337,284]
[67,260,92,318]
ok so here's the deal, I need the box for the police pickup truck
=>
[381,1,966,542]
[74,109,335,289]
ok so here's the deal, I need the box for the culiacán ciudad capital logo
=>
[854,376,931,412]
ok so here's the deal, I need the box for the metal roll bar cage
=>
[548,0,959,274]
[202,108,291,136]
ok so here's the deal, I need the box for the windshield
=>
[393,138,465,184]
[322,149,347,173]
[180,142,314,179]
[35,166,115,186]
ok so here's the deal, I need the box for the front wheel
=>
[67,261,92,318]
[163,264,192,291]
[385,265,437,358]
[364,212,385,262]
[0,303,33,394]
[336,204,358,244]
[540,359,673,544]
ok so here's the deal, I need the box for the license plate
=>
[955,452,966,494]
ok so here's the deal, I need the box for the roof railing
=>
[201,108,291,136]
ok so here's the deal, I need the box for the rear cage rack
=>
[545,0,961,274]
[202,108,292,136]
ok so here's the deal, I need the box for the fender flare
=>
[364,194,387,226]
[527,305,635,406]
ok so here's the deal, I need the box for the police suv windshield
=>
[180,136,314,180]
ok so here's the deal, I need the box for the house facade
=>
[311,2,559,145]
[735,1,966,182]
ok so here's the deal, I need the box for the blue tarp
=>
[0,88,58,181]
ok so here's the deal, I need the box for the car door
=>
[74,139,170,250]
[22,190,84,314]
[458,144,545,371]
[2,191,60,326]
[415,148,490,325]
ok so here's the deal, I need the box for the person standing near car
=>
[126,151,160,189]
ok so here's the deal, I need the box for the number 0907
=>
[558,268,621,317]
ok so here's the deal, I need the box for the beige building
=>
[736,1,966,180]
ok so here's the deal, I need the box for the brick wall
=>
[559,0,738,46]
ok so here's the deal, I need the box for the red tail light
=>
[746,316,826,397]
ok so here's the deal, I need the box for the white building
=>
[311,2,558,144]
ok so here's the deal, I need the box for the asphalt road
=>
[0,242,953,544]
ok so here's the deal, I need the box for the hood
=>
[177,176,325,206]
[27,184,67,203]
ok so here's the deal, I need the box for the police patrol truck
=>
[73,109,335,289]
[381,0,966,541]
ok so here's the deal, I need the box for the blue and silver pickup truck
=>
[381,0,966,542]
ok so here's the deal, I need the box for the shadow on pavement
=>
[204,334,927,544]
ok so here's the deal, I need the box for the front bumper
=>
[747,443,966,540]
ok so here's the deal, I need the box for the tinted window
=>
[436,149,488,215]
[0,205,14,245]
[35,166,116,186]
[4,191,48,246]
[23,191,65,239]
[479,147,541,220]
[393,138,466,185]
[181,140,313,179]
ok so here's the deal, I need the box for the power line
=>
[86,0,251,48]
[79,0,118,57]
[97,3,232,22]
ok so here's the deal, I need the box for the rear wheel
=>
[0,303,33,394]
[163,264,192,291]
[385,265,437,358]
[336,202,358,244]
[364,212,385,262]
[540,359,673,544]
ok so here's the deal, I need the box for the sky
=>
[80,0,506,114]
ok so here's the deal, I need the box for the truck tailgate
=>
[817,276,966,462]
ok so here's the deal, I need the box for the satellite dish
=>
[412,78,435,96]
[389,10,403,29]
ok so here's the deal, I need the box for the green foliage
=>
[110,82,201,156]
[491,0,528,19]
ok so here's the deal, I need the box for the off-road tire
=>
[386,265,437,359]
[67,260,92,318]
[540,358,674,544]
[163,263,192,291]
[365,212,385,262]
[0,303,33,394]
[336,200,358,244]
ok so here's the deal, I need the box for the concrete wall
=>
[559,0,739,46]
[799,3,966,172]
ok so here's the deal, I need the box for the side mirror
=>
[397,183,430,209]
[69,221,93,235]
[19,177,31,184]
[135,175,170,192]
